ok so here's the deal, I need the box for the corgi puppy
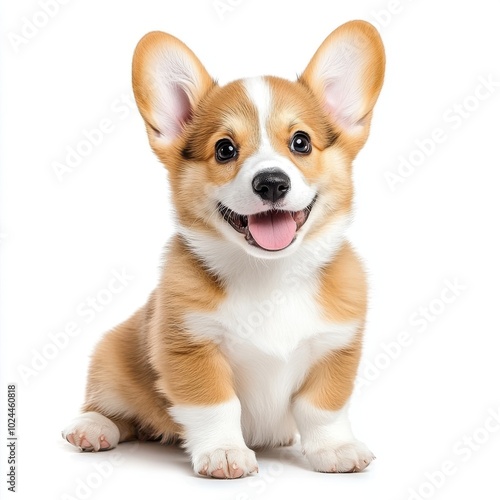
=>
[62,20,385,479]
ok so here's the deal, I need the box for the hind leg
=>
[62,306,179,451]
[62,412,136,452]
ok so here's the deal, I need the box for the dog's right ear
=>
[132,32,215,150]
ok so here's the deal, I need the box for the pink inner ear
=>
[160,83,192,140]
[174,85,192,125]
[324,86,337,115]
[324,81,342,122]
[324,79,359,128]
[172,83,192,128]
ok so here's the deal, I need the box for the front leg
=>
[156,338,258,479]
[293,338,374,473]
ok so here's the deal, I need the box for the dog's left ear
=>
[300,20,385,138]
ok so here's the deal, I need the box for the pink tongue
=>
[248,211,297,251]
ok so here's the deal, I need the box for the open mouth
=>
[217,196,317,252]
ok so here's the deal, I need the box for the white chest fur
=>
[181,223,359,447]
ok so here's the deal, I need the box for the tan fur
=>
[83,236,234,441]
[293,243,367,411]
[166,81,261,233]
[83,306,181,442]
[151,238,235,407]
[318,242,368,324]
[294,334,363,410]
[266,76,339,172]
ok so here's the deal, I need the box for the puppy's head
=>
[132,21,385,260]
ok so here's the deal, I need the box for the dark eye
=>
[290,131,312,155]
[215,139,238,163]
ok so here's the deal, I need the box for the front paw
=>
[305,440,375,473]
[193,446,258,479]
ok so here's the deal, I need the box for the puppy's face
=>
[132,22,385,259]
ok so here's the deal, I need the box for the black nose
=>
[252,169,291,203]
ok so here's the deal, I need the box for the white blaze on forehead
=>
[243,77,273,150]
[213,76,317,218]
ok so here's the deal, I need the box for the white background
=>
[1,1,499,499]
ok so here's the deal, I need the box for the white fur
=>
[293,398,374,472]
[62,412,120,451]
[179,211,359,448]
[180,208,349,279]
[169,398,257,477]
[244,77,272,149]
